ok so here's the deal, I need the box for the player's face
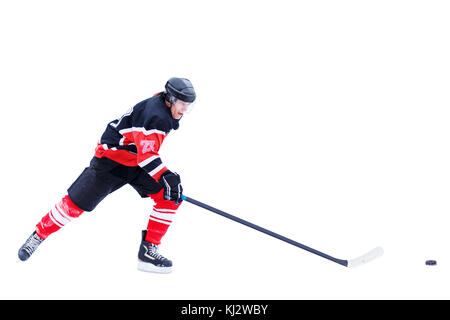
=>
[171,100,192,119]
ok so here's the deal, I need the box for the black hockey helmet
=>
[165,77,196,103]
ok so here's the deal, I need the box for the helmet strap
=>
[165,93,177,107]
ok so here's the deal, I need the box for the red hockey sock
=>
[145,189,180,245]
[35,195,84,239]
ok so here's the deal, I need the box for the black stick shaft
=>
[182,195,347,267]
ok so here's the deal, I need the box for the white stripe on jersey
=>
[119,127,167,136]
[149,163,165,177]
[139,155,160,168]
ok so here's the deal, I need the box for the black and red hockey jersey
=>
[94,92,180,181]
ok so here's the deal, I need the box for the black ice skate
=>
[137,230,172,273]
[18,231,45,261]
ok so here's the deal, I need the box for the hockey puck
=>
[425,260,437,266]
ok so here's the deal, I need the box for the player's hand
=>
[159,171,183,204]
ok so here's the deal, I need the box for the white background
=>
[0,0,449,300]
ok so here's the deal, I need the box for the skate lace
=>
[23,234,43,255]
[148,244,165,260]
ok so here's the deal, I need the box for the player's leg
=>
[138,189,181,273]
[18,157,126,261]
[128,170,181,273]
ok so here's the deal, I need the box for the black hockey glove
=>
[159,171,183,205]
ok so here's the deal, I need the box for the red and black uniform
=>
[94,91,178,181]
[36,92,181,245]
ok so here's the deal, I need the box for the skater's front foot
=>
[137,230,172,273]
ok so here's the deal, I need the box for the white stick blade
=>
[347,246,384,268]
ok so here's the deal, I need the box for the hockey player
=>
[18,77,196,273]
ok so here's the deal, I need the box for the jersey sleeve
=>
[130,129,169,181]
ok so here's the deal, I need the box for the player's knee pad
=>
[59,195,84,218]
[149,189,181,211]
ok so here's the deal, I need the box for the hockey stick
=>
[181,195,383,268]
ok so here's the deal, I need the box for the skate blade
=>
[137,260,172,274]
